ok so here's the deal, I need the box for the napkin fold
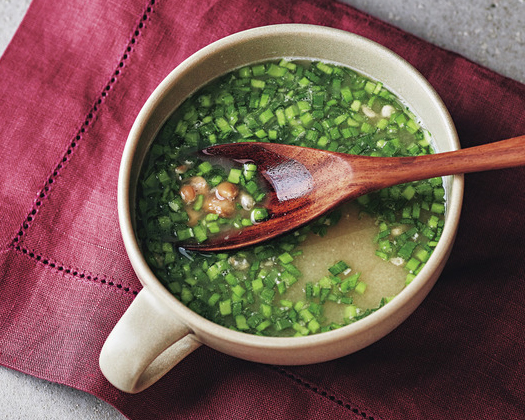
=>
[1,0,524,419]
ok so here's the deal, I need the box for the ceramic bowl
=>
[100,24,463,393]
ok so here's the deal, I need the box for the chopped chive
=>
[355,281,367,295]
[176,227,193,241]
[405,273,416,285]
[341,273,360,292]
[252,64,265,76]
[193,194,204,211]
[402,185,416,201]
[208,293,221,306]
[344,305,357,319]
[227,168,242,184]
[431,202,445,214]
[256,319,272,332]
[231,284,246,297]
[328,260,350,276]
[308,319,321,333]
[405,258,420,273]
[251,79,265,89]
[252,278,264,292]
[198,161,213,174]
[235,315,249,330]
[278,252,294,264]
[193,225,208,243]
[259,108,274,124]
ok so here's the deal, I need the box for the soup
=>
[136,59,445,337]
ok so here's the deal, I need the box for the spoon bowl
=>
[184,135,525,251]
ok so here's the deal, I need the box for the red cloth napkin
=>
[1,0,524,418]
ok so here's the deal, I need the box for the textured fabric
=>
[1,0,524,419]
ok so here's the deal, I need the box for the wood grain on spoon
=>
[182,135,525,251]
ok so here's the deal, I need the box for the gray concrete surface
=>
[0,0,523,418]
[342,0,524,84]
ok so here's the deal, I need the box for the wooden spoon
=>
[182,135,525,251]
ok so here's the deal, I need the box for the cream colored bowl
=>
[100,24,463,393]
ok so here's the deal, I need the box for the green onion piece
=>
[316,61,333,74]
[260,303,272,318]
[176,227,193,241]
[252,64,265,76]
[259,108,274,124]
[355,281,367,295]
[235,315,249,330]
[344,305,357,319]
[405,258,420,273]
[402,185,416,201]
[308,319,321,333]
[431,202,445,214]
[328,260,350,276]
[208,293,221,306]
[251,79,265,89]
[243,163,257,180]
[227,168,242,184]
[193,225,208,243]
[198,161,213,174]
[252,278,264,292]
[193,194,204,211]
[278,252,294,264]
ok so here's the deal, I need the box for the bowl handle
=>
[99,287,201,393]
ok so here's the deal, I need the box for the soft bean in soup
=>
[136,59,446,337]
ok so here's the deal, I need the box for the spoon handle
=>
[361,135,525,190]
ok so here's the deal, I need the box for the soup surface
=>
[136,59,446,336]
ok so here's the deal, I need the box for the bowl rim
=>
[118,23,464,355]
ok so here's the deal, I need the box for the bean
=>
[381,104,396,118]
[216,181,239,201]
[204,195,236,217]
[239,191,255,210]
[175,164,189,174]
[189,176,209,195]
[180,185,196,204]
